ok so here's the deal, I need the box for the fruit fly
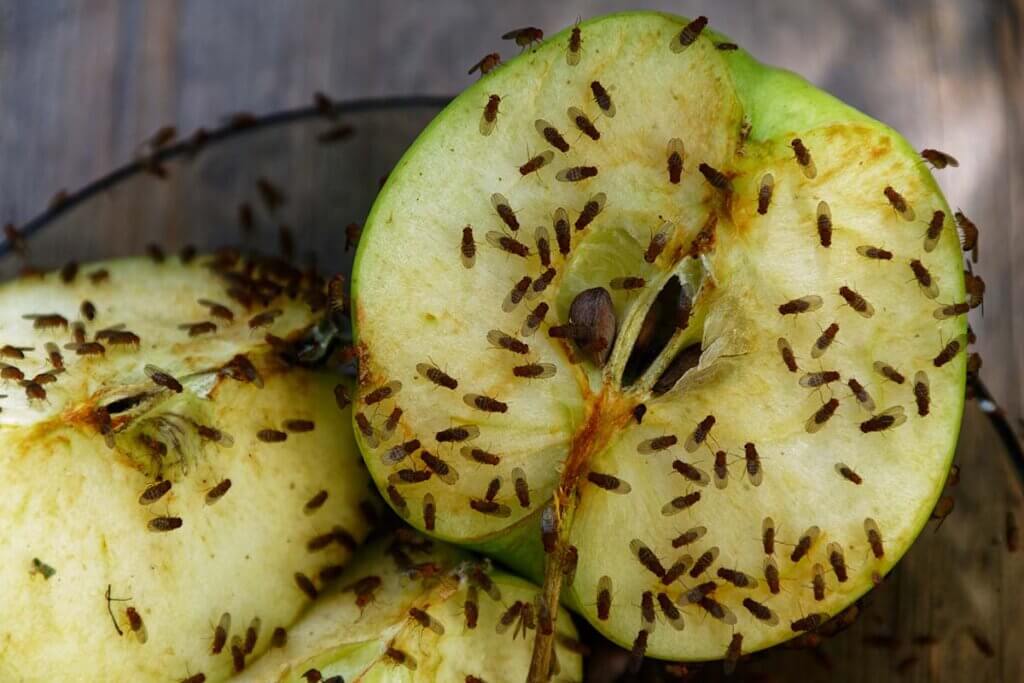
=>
[762,517,776,555]
[634,436,675,456]
[666,138,685,184]
[885,185,915,220]
[689,547,719,578]
[244,617,261,654]
[487,329,529,355]
[417,362,458,390]
[640,590,656,631]
[384,645,417,670]
[434,423,477,446]
[408,606,445,635]
[586,471,631,493]
[764,557,781,594]
[532,268,557,296]
[421,451,459,485]
[512,467,530,507]
[462,446,501,466]
[827,542,848,582]
[671,459,709,486]
[534,119,570,153]
[862,518,886,561]
[914,371,930,416]
[364,380,402,405]
[838,285,874,318]
[468,53,501,77]
[810,323,839,359]
[670,15,708,52]
[629,630,648,673]
[503,276,533,312]
[460,226,476,269]
[933,334,967,367]
[24,313,68,330]
[575,192,606,230]
[590,80,615,117]
[556,165,598,183]
[835,462,862,485]
[811,563,826,600]
[303,491,327,511]
[381,439,421,466]
[685,415,716,452]
[663,491,704,518]
[480,95,501,136]
[790,526,820,562]
[724,633,743,674]
[144,364,183,393]
[815,200,833,247]
[519,150,554,177]
[180,321,217,337]
[924,209,945,252]
[744,442,763,486]
[778,295,823,316]
[859,406,907,433]
[672,525,707,548]
[257,429,287,443]
[464,585,480,628]
[791,613,826,632]
[790,138,816,178]
[520,302,549,337]
[547,208,571,256]
[698,162,731,192]
[513,362,556,380]
[663,556,692,585]
[857,245,893,260]
[873,361,906,384]
[463,393,508,413]
[934,301,970,319]
[697,595,737,624]
[630,539,667,578]
[713,450,730,489]
[777,337,798,372]
[717,567,757,589]
[502,26,543,49]
[743,597,778,625]
[148,516,183,532]
[533,226,552,268]
[486,231,531,258]
[567,106,600,140]
[645,222,673,263]
[138,480,172,505]
[567,21,582,65]
[658,592,685,630]
[610,276,645,291]
[921,148,958,169]
[954,210,979,262]
[909,259,939,299]
[757,173,774,214]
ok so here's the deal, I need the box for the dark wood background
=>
[0,2,1020,681]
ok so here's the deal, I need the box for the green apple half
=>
[237,530,583,682]
[0,256,373,682]
[352,10,967,670]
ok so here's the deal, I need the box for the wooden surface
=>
[0,2,1021,681]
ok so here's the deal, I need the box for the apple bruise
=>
[353,11,967,675]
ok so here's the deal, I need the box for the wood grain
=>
[0,2,1020,681]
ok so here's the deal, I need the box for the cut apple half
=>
[238,530,583,682]
[352,10,967,670]
[0,255,373,682]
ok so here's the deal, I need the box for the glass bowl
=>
[7,97,1021,683]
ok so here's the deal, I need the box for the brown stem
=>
[526,497,573,682]
[526,390,630,683]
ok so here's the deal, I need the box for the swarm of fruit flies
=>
[350,10,983,681]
